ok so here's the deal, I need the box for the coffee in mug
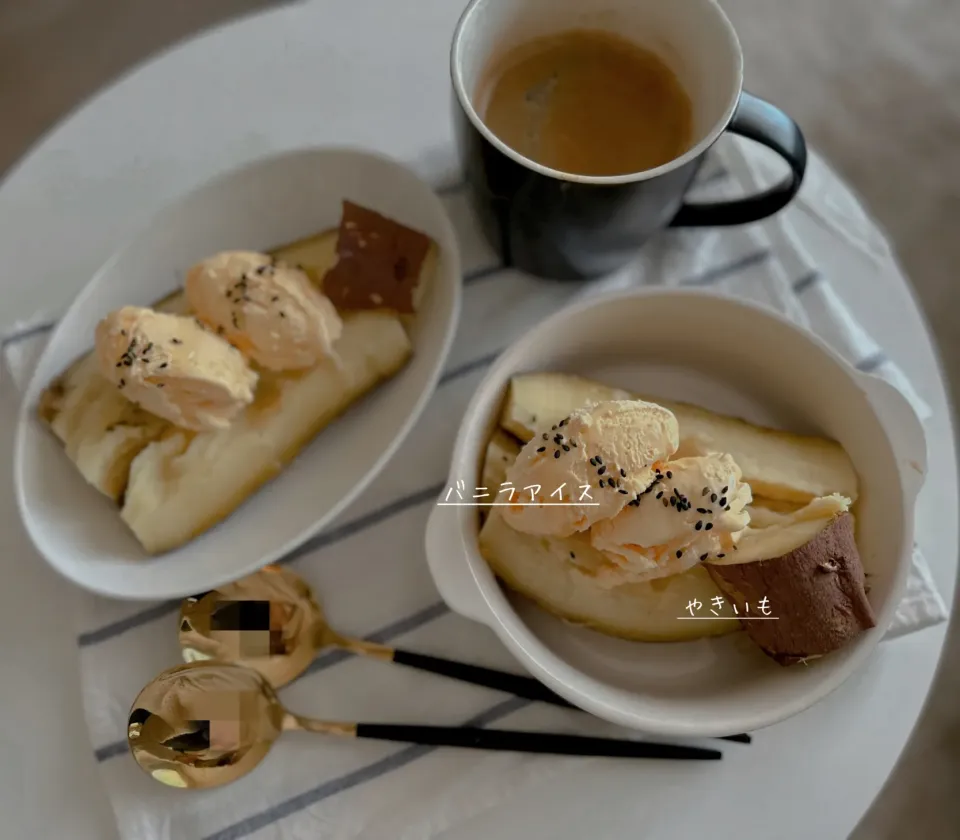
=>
[477,29,694,177]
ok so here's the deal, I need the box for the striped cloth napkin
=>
[1,136,948,840]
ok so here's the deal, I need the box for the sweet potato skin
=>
[707,513,875,665]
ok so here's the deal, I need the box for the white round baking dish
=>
[426,288,926,737]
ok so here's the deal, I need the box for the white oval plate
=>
[15,147,461,600]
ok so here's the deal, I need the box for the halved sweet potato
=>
[479,508,736,641]
[499,372,859,504]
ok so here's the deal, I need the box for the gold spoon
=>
[128,661,721,789]
[178,564,580,706]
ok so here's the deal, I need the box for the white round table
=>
[0,2,955,838]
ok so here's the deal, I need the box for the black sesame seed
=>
[559,418,567,427]
[118,378,125,387]
[543,434,549,441]
[120,330,127,336]
[697,508,708,514]
[725,506,731,512]
[618,489,628,495]
[676,550,683,559]
[171,338,182,345]
[670,497,676,507]
[551,425,557,431]
[719,497,727,507]
[554,451,561,459]
[620,468,626,478]
[704,523,713,531]
[537,447,546,453]
[717,553,725,559]
[159,362,168,369]
[597,466,606,475]
[721,486,729,494]
[571,441,577,448]
[595,456,603,465]
[695,521,703,531]
[700,553,708,562]
[662,498,669,507]
[570,551,576,559]
[666,471,672,479]
[562,444,570,452]
[656,491,664,499]
[702,487,709,496]
[279,311,286,318]
[711,493,717,502]
[599,481,605,490]
[608,478,617,487]
[115,361,122,368]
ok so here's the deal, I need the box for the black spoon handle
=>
[354,723,722,760]
[391,648,576,707]
[390,648,751,744]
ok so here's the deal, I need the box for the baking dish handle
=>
[425,504,492,625]
[857,374,928,501]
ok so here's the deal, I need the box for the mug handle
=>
[670,91,807,227]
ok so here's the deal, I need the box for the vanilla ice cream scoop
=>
[590,454,752,584]
[501,399,680,538]
[186,251,343,371]
[95,306,258,432]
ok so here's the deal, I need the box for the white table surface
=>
[0,2,956,838]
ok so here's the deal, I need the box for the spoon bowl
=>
[128,661,288,789]
[179,564,332,688]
